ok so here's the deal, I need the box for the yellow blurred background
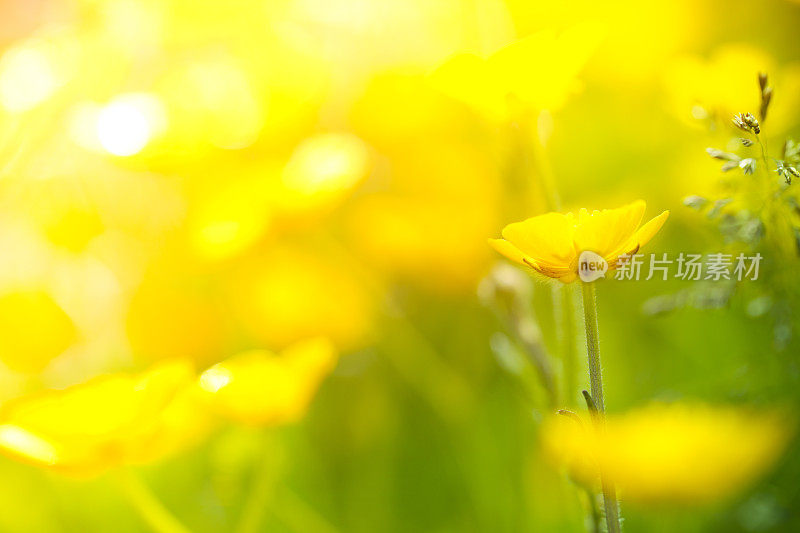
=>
[0,0,798,531]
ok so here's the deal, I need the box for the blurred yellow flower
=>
[503,0,696,83]
[126,277,227,366]
[0,360,209,476]
[276,133,371,217]
[186,169,275,261]
[198,338,337,426]
[351,196,495,291]
[344,134,500,292]
[0,289,77,373]
[664,44,800,132]
[541,404,790,504]
[489,201,668,283]
[9,176,106,253]
[431,23,605,117]
[229,245,375,350]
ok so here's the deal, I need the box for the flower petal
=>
[606,209,670,264]
[574,201,646,257]
[500,212,577,266]
[633,210,670,249]
[488,238,527,266]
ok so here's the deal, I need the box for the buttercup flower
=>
[0,360,209,476]
[541,404,790,504]
[198,338,338,426]
[431,23,605,118]
[489,200,669,283]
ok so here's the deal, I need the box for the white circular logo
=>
[578,250,608,282]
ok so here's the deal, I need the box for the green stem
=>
[321,235,473,421]
[508,295,557,408]
[114,469,191,533]
[272,488,340,533]
[580,283,604,413]
[585,488,602,533]
[560,284,578,406]
[755,133,769,171]
[529,111,561,211]
[236,448,278,533]
[580,282,620,533]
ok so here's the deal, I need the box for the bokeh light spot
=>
[280,133,370,212]
[198,367,232,394]
[0,46,57,112]
[96,93,166,156]
[0,425,58,465]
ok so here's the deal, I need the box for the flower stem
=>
[114,469,191,533]
[584,487,601,533]
[580,281,620,533]
[236,446,278,533]
[559,284,578,406]
[755,133,769,171]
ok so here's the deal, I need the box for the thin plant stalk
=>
[503,288,558,408]
[584,487,601,533]
[115,469,191,533]
[755,133,769,171]
[526,112,579,408]
[236,435,338,533]
[272,488,340,533]
[559,284,578,406]
[236,447,278,533]
[580,281,620,533]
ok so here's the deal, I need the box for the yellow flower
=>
[344,137,501,293]
[0,360,210,477]
[489,201,668,283]
[0,290,77,373]
[276,133,371,217]
[228,245,375,350]
[542,404,790,504]
[198,338,337,426]
[431,23,605,117]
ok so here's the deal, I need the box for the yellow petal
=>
[0,360,205,476]
[500,212,577,266]
[606,209,670,264]
[200,338,337,426]
[430,53,506,120]
[488,238,527,266]
[574,201,646,258]
[633,210,670,249]
[488,23,605,110]
[542,404,789,504]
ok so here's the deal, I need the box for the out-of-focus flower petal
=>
[541,403,790,504]
[0,360,210,476]
[199,338,337,426]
